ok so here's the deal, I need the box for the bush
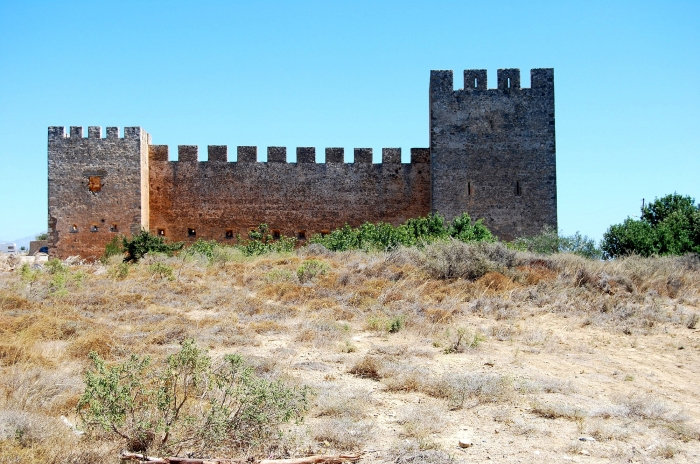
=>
[239,224,296,256]
[420,240,517,280]
[77,339,310,456]
[122,231,183,262]
[602,193,700,258]
[512,226,601,259]
[296,259,329,283]
[309,213,493,252]
[185,239,218,260]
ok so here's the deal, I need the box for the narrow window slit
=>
[90,224,98,232]
[157,228,165,236]
[272,230,281,240]
[297,230,306,240]
[225,229,234,239]
[516,181,522,196]
[187,228,196,237]
[507,77,511,89]
[110,223,118,232]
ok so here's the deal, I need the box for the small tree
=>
[77,339,310,456]
[602,193,700,258]
[122,230,183,262]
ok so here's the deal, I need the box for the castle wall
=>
[48,126,150,259]
[148,146,431,243]
[430,68,557,240]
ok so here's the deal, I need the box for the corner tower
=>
[429,68,557,240]
[48,126,151,259]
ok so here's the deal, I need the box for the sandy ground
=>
[212,308,700,463]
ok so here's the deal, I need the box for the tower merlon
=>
[430,70,453,95]
[464,70,487,90]
[410,148,430,164]
[124,127,143,139]
[70,126,83,138]
[238,146,257,163]
[107,127,120,139]
[382,148,401,164]
[297,147,316,163]
[326,147,344,163]
[267,147,287,163]
[88,126,102,139]
[497,69,520,90]
[178,145,198,162]
[48,126,66,140]
[150,145,169,161]
[208,145,228,162]
[531,68,554,90]
[354,148,372,163]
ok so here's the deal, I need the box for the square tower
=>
[429,68,557,240]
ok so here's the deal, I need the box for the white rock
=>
[458,437,473,448]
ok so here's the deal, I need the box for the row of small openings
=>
[155,229,331,240]
[70,222,118,233]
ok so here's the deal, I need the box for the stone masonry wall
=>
[148,146,431,243]
[48,126,150,259]
[48,67,556,258]
[430,68,557,241]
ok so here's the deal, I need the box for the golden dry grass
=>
[0,247,699,462]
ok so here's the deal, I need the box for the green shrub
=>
[77,339,310,456]
[45,258,68,275]
[387,314,406,334]
[102,236,124,263]
[602,194,700,258]
[309,213,493,252]
[122,231,183,262]
[239,224,296,256]
[443,327,484,354]
[109,262,130,279]
[148,262,174,280]
[511,226,601,259]
[185,239,218,260]
[297,259,329,283]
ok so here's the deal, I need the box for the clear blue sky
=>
[1,0,698,242]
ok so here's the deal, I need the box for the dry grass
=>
[0,247,699,462]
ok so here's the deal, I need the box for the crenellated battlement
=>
[146,145,428,164]
[431,68,554,93]
[48,126,146,140]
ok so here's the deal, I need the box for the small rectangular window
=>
[157,228,165,236]
[187,228,196,237]
[110,223,118,232]
[467,182,472,196]
[272,230,281,240]
[225,229,234,239]
[70,224,78,233]
[90,224,99,232]
[297,230,306,240]
[516,181,522,196]
[320,229,330,237]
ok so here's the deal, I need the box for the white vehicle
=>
[0,242,18,254]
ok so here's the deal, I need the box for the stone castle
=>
[48,68,556,259]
